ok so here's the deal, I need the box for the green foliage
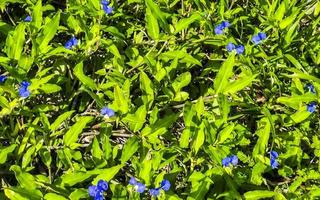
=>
[0,0,320,199]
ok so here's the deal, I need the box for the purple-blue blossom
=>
[101,106,115,117]
[226,43,244,54]
[252,32,267,45]
[0,75,7,83]
[160,179,171,191]
[270,151,279,169]
[150,188,160,197]
[214,21,230,35]
[308,84,316,94]
[88,180,108,200]
[19,81,31,98]
[24,15,32,22]
[222,155,238,167]
[64,37,78,49]
[128,177,146,193]
[97,180,108,191]
[101,0,113,14]
[307,102,317,113]
[136,182,146,193]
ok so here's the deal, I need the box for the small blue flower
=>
[222,157,231,167]
[221,21,230,28]
[101,0,113,14]
[308,84,316,94]
[101,106,115,117]
[235,45,245,54]
[21,81,30,87]
[19,81,31,98]
[307,102,317,113]
[88,185,99,197]
[94,192,104,200]
[270,151,279,169]
[270,151,279,159]
[160,179,171,191]
[214,21,230,35]
[24,16,32,22]
[129,177,137,185]
[226,42,236,52]
[252,32,267,45]
[150,188,160,197]
[64,37,78,49]
[97,180,108,192]
[0,75,7,83]
[135,182,146,193]
[230,155,238,166]
[270,158,279,169]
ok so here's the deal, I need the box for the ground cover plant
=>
[0,0,320,199]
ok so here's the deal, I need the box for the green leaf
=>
[37,12,60,53]
[40,83,62,94]
[224,74,257,94]
[172,72,191,93]
[61,172,92,187]
[74,62,97,90]
[217,123,235,144]
[145,0,167,29]
[140,71,154,108]
[252,118,271,157]
[274,2,286,21]
[214,53,235,94]
[10,165,38,191]
[0,144,17,164]
[120,136,140,163]
[5,23,25,60]
[63,116,93,148]
[50,110,75,131]
[146,7,159,40]
[44,193,67,200]
[114,84,129,114]
[193,122,205,154]
[174,13,201,34]
[31,0,42,30]
[92,165,124,184]
[244,190,275,200]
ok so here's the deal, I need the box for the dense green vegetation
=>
[0,0,320,199]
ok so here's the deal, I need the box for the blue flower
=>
[235,45,245,54]
[230,155,238,166]
[307,102,317,113]
[24,16,32,22]
[226,42,236,52]
[94,192,104,200]
[129,177,146,193]
[150,188,160,197]
[222,156,231,167]
[101,0,113,14]
[101,106,115,117]
[160,179,171,191]
[64,37,78,49]
[129,177,137,185]
[222,155,238,167]
[135,182,146,193]
[270,151,279,169]
[270,151,279,159]
[19,81,31,98]
[97,180,108,191]
[308,84,316,94]
[252,32,267,45]
[214,21,230,35]
[270,158,279,169]
[88,185,99,197]
[0,75,7,83]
